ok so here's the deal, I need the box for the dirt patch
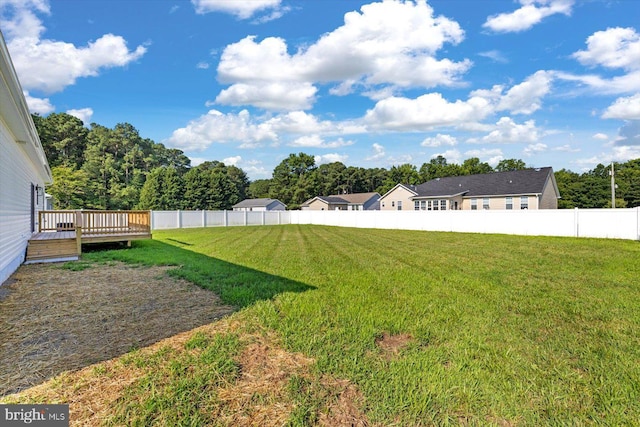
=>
[0,261,235,396]
[375,332,414,360]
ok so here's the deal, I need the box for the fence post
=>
[202,210,206,228]
[75,210,82,255]
[244,210,248,226]
[177,210,182,229]
[574,207,579,238]
[224,210,228,227]
[262,211,265,226]
[150,210,154,231]
[637,207,640,241]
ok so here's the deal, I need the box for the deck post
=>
[75,210,82,255]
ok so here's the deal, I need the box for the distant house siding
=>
[539,176,559,209]
[0,121,46,284]
[267,201,286,211]
[380,187,415,211]
[305,199,330,211]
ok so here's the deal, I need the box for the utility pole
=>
[610,161,615,209]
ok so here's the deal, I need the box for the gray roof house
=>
[300,192,381,211]
[380,168,559,211]
[232,198,286,211]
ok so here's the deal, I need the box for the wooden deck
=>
[26,210,152,263]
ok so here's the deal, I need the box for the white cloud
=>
[223,155,241,166]
[366,143,385,161]
[470,117,540,144]
[196,62,210,69]
[554,70,640,95]
[66,108,93,125]
[464,148,504,166]
[602,93,640,120]
[1,1,147,94]
[420,134,457,148]
[289,135,354,148]
[191,0,282,19]
[483,0,574,33]
[592,133,609,141]
[364,93,492,131]
[432,149,462,164]
[315,153,349,165]
[216,82,317,111]
[575,145,640,168]
[572,27,640,71]
[497,70,553,114]
[23,90,54,114]
[553,144,580,152]
[478,50,508,63]
[614,121,640,147]
[165,109,277,151]
[215,0,470,110]
[524,143,548,156]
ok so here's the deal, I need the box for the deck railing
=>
[38,210,151,235]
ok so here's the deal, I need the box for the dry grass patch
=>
[375,332,414,360]
[0,261,235,396]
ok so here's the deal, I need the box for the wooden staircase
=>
[25,231,79,263]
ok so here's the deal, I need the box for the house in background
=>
[300,192,381,211]
[1,32,53,284]
[232,198,286,211]
[380,168,559,211]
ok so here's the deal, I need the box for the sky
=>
[1,0,639,180]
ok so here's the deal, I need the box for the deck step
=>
[26,232,79,263]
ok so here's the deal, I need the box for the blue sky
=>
[1,0,639,180]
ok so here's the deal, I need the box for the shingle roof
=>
[232,198,285,208]
[301,192,380,206]
[411,167,554,198]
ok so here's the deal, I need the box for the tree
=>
[461,157,493,175]
[379,164,420,195]
[32,113,88,169]
[270,153,317,208]
[419,156,460,181]
[248,179,272,198]
[495,159,527,172]
[48,166,89,209]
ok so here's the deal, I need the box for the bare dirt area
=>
[0,261,235,396]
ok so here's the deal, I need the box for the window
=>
[381,201,385,208]
[471,198,477,210]
[397,201,403,210]
[391,201,395,207]
[414,201,420,211]
[427,200,432,211]
[483,198,490,210]
[506,197,513,210]
[521,196,529,209]
[440,200,447,211]
[433,200,438,211]
[421,200,426,210]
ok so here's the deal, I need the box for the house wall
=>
[380,187,414,211]
[539,175,559,209]
[304,199,330,210]
[266,202,286,211]
[461,195,540,210]
[0,120,46,284]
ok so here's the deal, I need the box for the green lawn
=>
[86,225,640,425]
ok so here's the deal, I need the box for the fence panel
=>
[151,208,639,241]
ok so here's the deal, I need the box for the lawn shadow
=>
[0,239,314,396]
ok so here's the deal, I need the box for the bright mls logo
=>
[1,404,68,426]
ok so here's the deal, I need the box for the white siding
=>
[0,120,46,284]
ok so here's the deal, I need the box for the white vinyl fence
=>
[151,208,640,241]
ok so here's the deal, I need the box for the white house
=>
[232,198,286,211]
[0,32,53,284]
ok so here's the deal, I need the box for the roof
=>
[0,31,52,183]
[301,192,380,207]
[232,198,285,208]
[410,167,556,198]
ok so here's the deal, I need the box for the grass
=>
[34,226,640,423]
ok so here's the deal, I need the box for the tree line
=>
[35,113,640,210]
